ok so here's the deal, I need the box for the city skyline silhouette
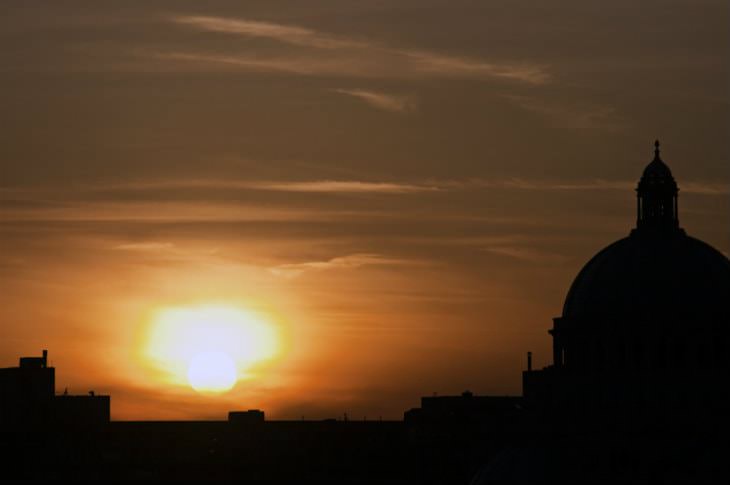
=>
[1,1,728,482]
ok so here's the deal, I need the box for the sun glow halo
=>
[144,305,279,392]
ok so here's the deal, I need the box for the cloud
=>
[110,241,222,267]
[0,201,346,223]
[1,179,441,195]
[333,89,415,113]
[251,180,436,193]
[0,179,443,226]
[109,178,725,195]
[168,15,549,84]
[270,253,416,278]
[114,242,175,251]
[502,94,623,131]
[445,178,635,191]
[680,182,730,195]
[481,246,567,264]
[172,16,366,50]
[2,176,726,221]
[3,177,726,205]
[402,50,548,84]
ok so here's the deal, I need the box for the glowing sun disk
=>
[187,351,237,392]
[143,305,279,392]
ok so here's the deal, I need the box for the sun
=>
[187,351,237,393]
[142,305,280,393]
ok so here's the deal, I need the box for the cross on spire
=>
[654,139,660,160]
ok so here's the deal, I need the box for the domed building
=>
[523,142,730,427]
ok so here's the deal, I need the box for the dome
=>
[562,230,730,319]
[562,140,730,320]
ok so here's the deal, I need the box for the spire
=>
[636,140,679,231]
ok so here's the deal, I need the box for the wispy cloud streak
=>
[114,242,175,251]
[256,180,436,193]
[333,89,415,113]
[481,245,567,264]
[502,94,623,131]
[270,253,420,278]
[0,201,351,223]
[168,15,549,84]
[173,16,367,50]
[2,177,726,199]
[71,179,440,194]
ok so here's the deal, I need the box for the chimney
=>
[42,349,48,368]
[527,351,532,372]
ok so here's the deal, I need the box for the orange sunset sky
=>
[1,1,728,420]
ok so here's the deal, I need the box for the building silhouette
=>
[522,141,730,429]
[0,350,109,432]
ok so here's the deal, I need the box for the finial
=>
[654,139,660,159]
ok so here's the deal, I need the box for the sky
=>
[1,0,728,420]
